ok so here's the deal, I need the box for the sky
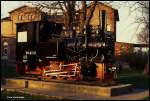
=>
[1,1,143,44]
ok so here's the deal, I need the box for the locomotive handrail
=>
[62,63,78,67]
[44,63,80,77]
[59,63,79,77]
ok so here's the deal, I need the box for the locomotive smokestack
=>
[101,10,106,40]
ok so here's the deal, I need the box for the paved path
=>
[1,85,149,100]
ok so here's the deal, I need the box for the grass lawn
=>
[118,69,143,76]
[1,59,17,78]
[143,97,149,100]
[116,69,149,89]
[1,90,63,100]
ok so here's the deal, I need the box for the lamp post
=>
[3,41,9,70]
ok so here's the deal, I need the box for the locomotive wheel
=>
[37,76,42,81]
[75,75,82,81]
[67,76,74,80]
[67,74,81,80]
[42,75,52,81]
[57,76,65,80]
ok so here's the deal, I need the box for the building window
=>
[18,15,21,20]
[21,15,23,20]
[17,31,27,42]
[27,15,32,20]
[28,15,31,20]
[28,15,32,20]
[18,15,23,20]
[27,15,29,20]
[22,15,24,20]
[31,15,34,20]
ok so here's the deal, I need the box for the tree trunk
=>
[64,1,76,37]
[143,60,149,76]
[80,1,87,34]
[85,1,97,28]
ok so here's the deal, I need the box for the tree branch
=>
[85,1,97,28]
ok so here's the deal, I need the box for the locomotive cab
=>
[16,21,65,75]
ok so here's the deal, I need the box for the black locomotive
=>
[16,18,116,80]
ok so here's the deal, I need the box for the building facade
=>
[115,42,149,56]
[88,2,119,33]
[115,42,133,56]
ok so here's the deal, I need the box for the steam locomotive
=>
[16,12,116,81]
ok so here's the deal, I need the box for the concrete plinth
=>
[4,78,133,97]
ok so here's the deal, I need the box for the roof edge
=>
[8,5,42,14]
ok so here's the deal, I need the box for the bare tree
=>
[113,1,149,43]
[30,1,76,36]
[137,27,149,43]
[104,1,149,74]
[135,1,149,44]
[84,1,97,29]
[134,1,149,75]
[102,1,149,43]
[80,1,86,33]
[29,1,98,36]
[143,60,149,76]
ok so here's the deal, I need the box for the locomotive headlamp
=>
[112,67,116,70]
[108,66,117,72]
[84,30,86,35]
[73,26,76,30]
[102,42,105,46]
[97,43,101,47]
[39,59,42,62]
[96,30,99,34]
[63,26,66,30]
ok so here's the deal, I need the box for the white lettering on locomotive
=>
[25,51,36,55]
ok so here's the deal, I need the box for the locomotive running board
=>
[45,71,68,76]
